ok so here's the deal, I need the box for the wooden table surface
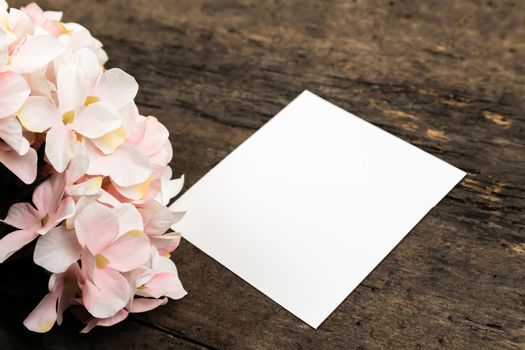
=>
[1,0,524,349]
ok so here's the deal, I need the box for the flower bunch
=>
[0,1,186,333]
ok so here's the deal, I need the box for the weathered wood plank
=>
[3,0,525,348]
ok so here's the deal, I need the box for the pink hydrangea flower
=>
[0,1,186,333]
[0,173,75,262]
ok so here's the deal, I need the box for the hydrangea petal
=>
[113,204,143,236]
[86,143,152,187]
[32,173,66,216]
[83,267,132,318]
[45,123,76,173]
[9,35,65,73]
[0,116,30,155]
[23,291,59,333]
[90,125,126,154]
[80,309,129,333]
[34,225,81,273]
[102,230,150,272]
[135,116,169,156]
[2,202,39,229]
[74,201,118,253]
[129,297,167,313]
[17,96,60,133]
[0,228,39,263]
[0,71,30,117]
[56,64,85,115]
[0,146,37,184]
[72,102,121,139]
[139,272,186,300]
[93,68,138,110]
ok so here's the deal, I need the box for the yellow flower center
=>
[41,213,49,226]
[62,110,75,124]
[84,96,100,106]
[55,21,72,35]
[95,254,110,268]
[127,229,144,237]
[37,320,55,333]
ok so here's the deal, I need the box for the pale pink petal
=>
[93,68,138,110]
[74,201,118,253]
[67,177,102,197]
[34,225,81,273]
[95,189,123,207]
[139,272,187,300]
[8,10,33,43]
[86,143,152,187]
[153,254,179,273]
[0,118,28,156]
[72,102,121,138]
[134,117,169,157]
[26,66,54,99]
[129,297,167,313]
[149,140,173,167]
[80,309,129,333]
[0,117,29,155]
[8,8,31,28]
[65,196,94,229]
[56,64,85,114]
[119,101,139,136]
[0,228,39,262]
[141,201,181,236]
[21,2,61,37]
[90,126,126,154]
[160,175,185,206]
[20,3,46,24]
[10,35,65,73]
[66,151,89,183]
[73,48,101,92]
[111,177,152,201]
[46,196,76,229]
[83,267,132,318]
[45,123,76,172]
[18,96,59,132]
[129,265,155,289]
[0,146,37,184]
[0,71,30,116]
[32,173,66,216]
[93,40,108,64]
[61,22,91,49]
[23,291,59,333]
[102,230,150,272]
[126,115,147,145]
[2,202,39,229]
[153,235,181,256]
[137,199,161,223]
[80,248,96,285]
[113,204,143,236]
[151,163,168,181]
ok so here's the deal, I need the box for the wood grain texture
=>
[1,0,524,349]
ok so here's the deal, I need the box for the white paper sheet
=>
[170,90,466,328]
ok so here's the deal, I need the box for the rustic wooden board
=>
[2,0,524,349]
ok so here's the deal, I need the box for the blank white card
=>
[171,90,466,328]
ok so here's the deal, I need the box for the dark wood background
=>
[1,0,524,349]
